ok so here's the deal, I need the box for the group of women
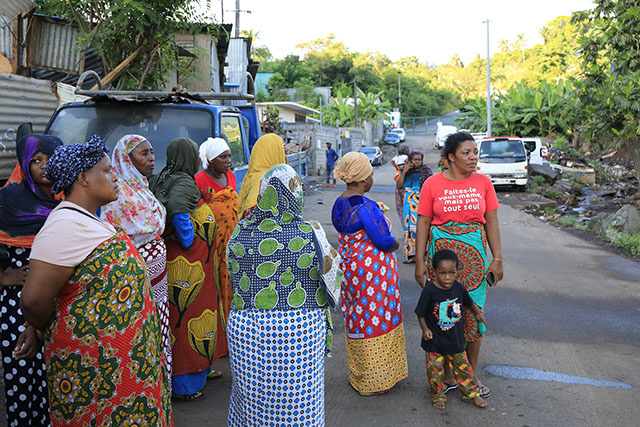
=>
[0,127,503,426]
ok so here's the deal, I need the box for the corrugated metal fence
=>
[0,13,13,61]
[0,73,58,179]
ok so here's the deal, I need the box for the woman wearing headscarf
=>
[0,134,62,427]
[20,135,172,427]
[331,152,408,396]
[195,137,239,328]
[237,133,286,219]
[227,164,335,426]
[150,138,226,401]
[396,150,433,263]
[391,145,410,221]
[100,134,172,387]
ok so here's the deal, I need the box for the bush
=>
[612,233,640,257]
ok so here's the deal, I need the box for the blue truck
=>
[18,71,306,190]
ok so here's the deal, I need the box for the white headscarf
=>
[199,137,230,169]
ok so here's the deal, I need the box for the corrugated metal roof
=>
[29,16,83,73]
[224,38,249,106]
[0,73,58,179]
[0,13,13,61]
[0,0,33,20]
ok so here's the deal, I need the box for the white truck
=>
[475,136,528,191]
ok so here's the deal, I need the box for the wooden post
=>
[91,45,145,90]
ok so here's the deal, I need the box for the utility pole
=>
[319,95,323,125]
[353,79,358,127]
[484,19,492,137]
[221,0,224,23]
[398,71,401,110]
[235,0,240,37]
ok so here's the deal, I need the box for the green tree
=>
[573,0,640,181]
[37,0,214,90]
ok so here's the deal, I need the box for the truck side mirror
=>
[16,123,33,143]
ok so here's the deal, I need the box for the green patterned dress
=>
[44,230,172,427]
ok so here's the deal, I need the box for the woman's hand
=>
[415,261,428,288]
[487,259,504,286]
[14,325,42,360]
[0,265,29,286]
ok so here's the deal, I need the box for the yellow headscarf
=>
[237,133,287,218]
[333,152,373,183]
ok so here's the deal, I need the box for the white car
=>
[435,123,457,148]
[476,137,528,191]
[390,128,406,142]
[522,137,549,165]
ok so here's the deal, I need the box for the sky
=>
[201,0,595,65]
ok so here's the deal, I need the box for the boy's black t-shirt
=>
[414,280,474,355]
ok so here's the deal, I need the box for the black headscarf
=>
[0,134,63,246]
[149,137,201,219]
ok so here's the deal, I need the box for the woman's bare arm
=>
[484,209,504,284]
[414,214,433,287]
[20,260,74,331]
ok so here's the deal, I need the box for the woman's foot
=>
[358,388,391,396]
[443,381,458,393]
[172,391,204,401]
[473,396,487,408]
[207,369,222,380]
[433,401,446,410]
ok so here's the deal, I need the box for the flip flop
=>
[479,385,491,398]
[443,382,458,393]
[172,391,204,401]
[207,369,222,380]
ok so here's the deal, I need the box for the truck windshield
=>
[479,140,526,160]
[46,104,214,174]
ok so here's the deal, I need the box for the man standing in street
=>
[325,142,339,188]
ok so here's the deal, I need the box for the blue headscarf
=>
[46,135,109,195]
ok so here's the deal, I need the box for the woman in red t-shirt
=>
[415,131,504,398]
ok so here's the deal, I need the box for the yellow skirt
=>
[345,323,408,394]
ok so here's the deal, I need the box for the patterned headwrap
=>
[100,135,166,247]
[46,135,109,194]
[408,150,433,186]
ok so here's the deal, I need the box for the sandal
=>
[478,385,491,398]
[207,369,222,380]
[443,381,458,394]
[172,391,204,401]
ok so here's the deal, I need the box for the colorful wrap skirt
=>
[44,230,172,427]
[227,309,326,427]
[139,237,172,389]
[402,187,420,260]
[166,203,228,395]
[427,221,489,342]
[337,230,408,394]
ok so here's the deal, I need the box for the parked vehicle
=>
[360,146,384,166]
[522,137,548,165]
[435,123,457,148]
[384,131,401,146]
[389,128,406,142]
[26,71,307,191]
[476,136,528,191]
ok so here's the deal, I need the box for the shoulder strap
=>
[58,206,102,223]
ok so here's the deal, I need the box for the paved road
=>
[173,132,640,426]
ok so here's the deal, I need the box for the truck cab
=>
[476,136,528,191]
[43,94,259,191]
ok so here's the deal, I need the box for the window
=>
[220,115,245,167]
[47,104,213,174]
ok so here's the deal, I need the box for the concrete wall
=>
[284,122,369,176]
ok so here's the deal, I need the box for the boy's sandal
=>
[172,391,204,401]
[443,382,458,393]
[479,385,491,398]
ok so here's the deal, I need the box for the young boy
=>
[415,249,487,410]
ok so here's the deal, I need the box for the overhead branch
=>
[92,44,145,90]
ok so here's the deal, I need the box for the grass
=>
[559,215,589,231]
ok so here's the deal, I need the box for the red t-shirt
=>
[417,172,499,225]
[195,169,236,193]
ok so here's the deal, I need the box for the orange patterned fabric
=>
[199,185,239,321]
[345,324,408,394]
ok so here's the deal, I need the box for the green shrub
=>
[612,233,640,257]
[547,191,563,199]
[560,216,578,227]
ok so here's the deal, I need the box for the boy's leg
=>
[425,352,446,405]
[446,352,480,399]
